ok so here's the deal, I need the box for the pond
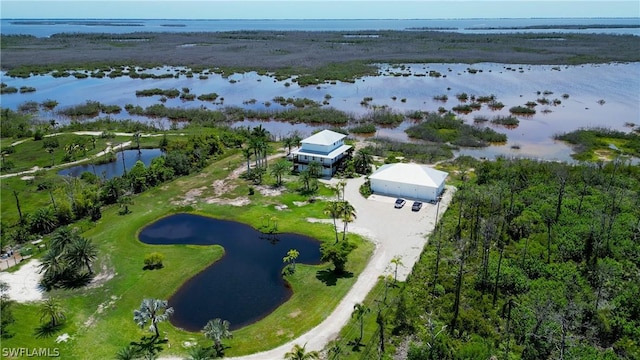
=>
[57,149,162,180]
[138,213,322,331]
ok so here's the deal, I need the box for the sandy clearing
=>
[0,260,45,302]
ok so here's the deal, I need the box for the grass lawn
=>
[1,150,374,359]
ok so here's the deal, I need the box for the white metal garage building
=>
[368,163,448,201]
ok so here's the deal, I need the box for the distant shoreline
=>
[1,30,639,72]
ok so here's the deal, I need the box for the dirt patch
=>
[288,309,302,318]
[84,295,119,328]
[87,261,116,289]
[172,186,207,206]
[205,197,250,207]
[255,185,282,197]
[212,179,235,196]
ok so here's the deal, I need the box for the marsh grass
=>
[554,127,640,160]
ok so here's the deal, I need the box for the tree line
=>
[393,157,640,359]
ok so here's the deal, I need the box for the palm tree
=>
[282,136,294,155]
[118,195,133,215]
[63,237,98,274]
[307,161,323,178]
[186,344,215,360]
[132,131,142,152]
[50,227,77,253]
[283,248,300,273]
[298,169,313,192]
[284,343,319,360]
[323,201,342,243]
[39,298,65,326]
[202,318,233,356]
[341,201,357,242]
[283,135,300,155]
[251,124,269,140]
[352,303,370,345]
[390,256,403,284]
[270,159,291,186]
[353,148,373,174]
[115,345,139,360]
[38,248,65,280]
[241,146,252,172]
[29,206,58,234]
[256,140,269,168]
[133,298,174,338]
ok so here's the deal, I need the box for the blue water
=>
[138,213,322,331]
[1,18,638,37]
[57,149,162,179]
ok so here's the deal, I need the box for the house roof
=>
[301,129,346,146]
[291,144,352,159]
[369,163,448,188]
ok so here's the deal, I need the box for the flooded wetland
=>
[2,61,638,161]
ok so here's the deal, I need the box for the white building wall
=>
[300,143,331,154]
[370,179,440,201]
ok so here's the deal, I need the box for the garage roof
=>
[369,163,448,187]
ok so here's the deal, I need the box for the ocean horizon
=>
[2,17,638,37]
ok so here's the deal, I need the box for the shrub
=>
[143,252,165,270]
[509,106,536,115]
[359,180,372,198]
[349,123,376,134]
[490,115,520,127]
[42,136,60,149]
[0,83,18,94]
[19,86,36,93]
[33,129,44,141]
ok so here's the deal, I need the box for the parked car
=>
[394,198,406,208]
[412,201,422,212]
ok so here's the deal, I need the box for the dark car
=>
[394,198,406,208]
[412,201,422,212]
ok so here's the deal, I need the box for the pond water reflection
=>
[138,213,321,331]
[3,62,638,161]
[57,149,162,179]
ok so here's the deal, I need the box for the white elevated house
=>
[291,129,352,177]
[369,163,448,202]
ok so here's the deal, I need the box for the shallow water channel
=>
[138,213,321,331]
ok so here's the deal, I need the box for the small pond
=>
[138,213,321,331]
[57,149,162,180]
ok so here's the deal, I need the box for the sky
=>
[1,0,639,19]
